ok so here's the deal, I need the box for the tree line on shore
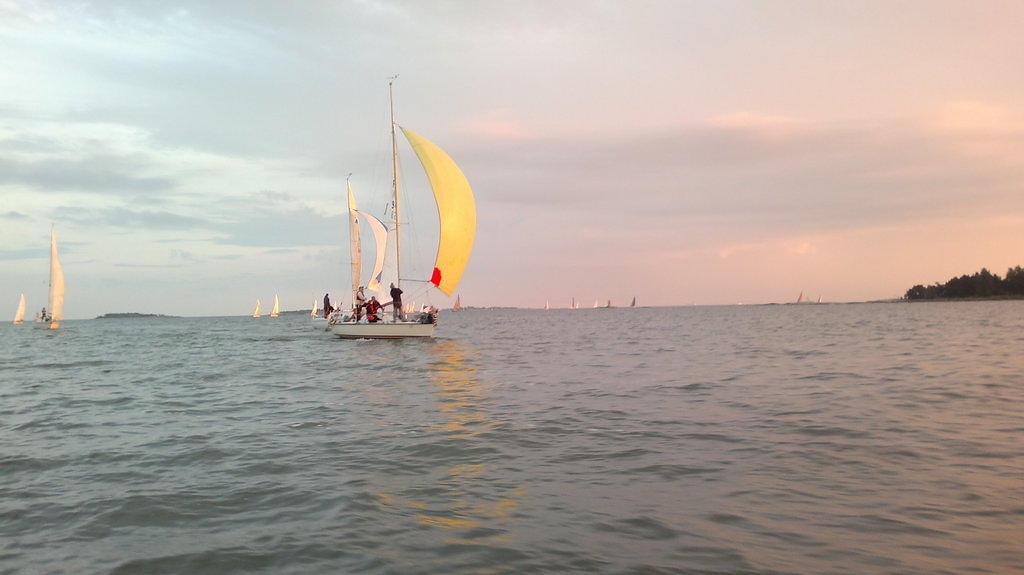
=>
[905,266,1024,300]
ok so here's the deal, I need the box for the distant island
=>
[905,266,1024,300]
[96,313,179,319]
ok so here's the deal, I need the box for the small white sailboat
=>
[817,295,822,304]
[630,296,636,308]
[605,299,612,308]
[796,291,807,303]
[593,299,599,309]
[12,294,26,324]
[34,227,64,330]
[331,80,476,339]
[311,296,328,329]
[544,300,549,310]
[452,294,462,311]
[270,294,280,317]
[252,299,262,318]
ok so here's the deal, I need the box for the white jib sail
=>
[311,298,319,317]
[252,299,262,317]
[358,210,389,294]
[271,294,280,316]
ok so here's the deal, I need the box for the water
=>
[1,303,1022,574]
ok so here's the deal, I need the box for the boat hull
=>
[330,321,435,339]
[311,317,329,331]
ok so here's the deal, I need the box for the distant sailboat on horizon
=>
[252,299,262,318]
[630,296,636,308]
[452,294,462,311]
[270,294,280,317]
[544,300,549,310]
[12,294,26,325]
[34,227,64,330]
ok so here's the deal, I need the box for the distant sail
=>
[402,127,476,296]
[817,295,822,304]
[544,300,549,310]
[796,291,806,303]
[452,295,462,311]
[358,210,388,293]
[310,298,319,317]
[630,297,636,308]
[593,299,599,308]
[48,227,65,329]
[13,294,26,324]
[606,299,611,308]
[270,294,280,317]
[252,299,262,318]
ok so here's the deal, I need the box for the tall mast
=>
[388,76,401,290]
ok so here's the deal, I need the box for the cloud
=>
[52,207,205,229]
[0,155,176,195]
[0,247,46,260]
[0,211,30,220]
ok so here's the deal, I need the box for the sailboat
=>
[816,295,822,304]
[270,294,280,317]
[605,299,612,308]
[544,300,549,310]
[33,227,64,330]
[630,296,636,308]
[331,80,476,339]
[12,294,26,324]
[593,299,599,309]
[252,299,262,318]
[796,291,807,304]
[452,295,462,311]
[311,296,328,329]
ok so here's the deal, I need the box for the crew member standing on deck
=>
[323,293,332,318]
[389,283,403,322]
[354,286,366,322]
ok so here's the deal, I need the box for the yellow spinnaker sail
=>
[400,127,476,296]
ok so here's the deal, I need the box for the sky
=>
[1,0,1023,317]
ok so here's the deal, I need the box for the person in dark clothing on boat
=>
[323,293,332,318]
[389,283,403,322]
[365,297,382,323]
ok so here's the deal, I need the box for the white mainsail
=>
[311,298,319,317]
[796,291,806,303]
[13,294,26,324]
[48,227,65,329]
[252,299,262,318]
[347,178,362,303]
[270,294,280,317]
[544,300,549,310]
[358,210,389,294]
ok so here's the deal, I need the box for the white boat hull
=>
[330,321,435,339]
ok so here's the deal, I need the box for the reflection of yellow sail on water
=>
[375,341,524,544]
[428,341,492,439]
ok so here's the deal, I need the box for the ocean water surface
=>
[1,303,1022,574]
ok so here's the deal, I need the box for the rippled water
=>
[2,302,1022,574]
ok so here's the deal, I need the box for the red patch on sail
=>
[430,267,442,287]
